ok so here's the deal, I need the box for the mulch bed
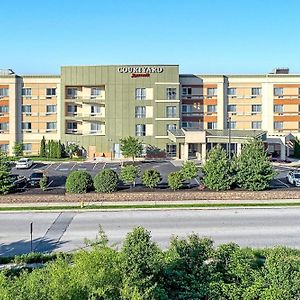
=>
[1,188,300,203]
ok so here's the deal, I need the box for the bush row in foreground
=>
[1,227,300,300]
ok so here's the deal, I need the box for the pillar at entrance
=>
[183,143,189,160]
[280,143,286,160]
[201,143,206,162]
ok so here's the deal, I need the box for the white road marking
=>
[32,164,37,169]
[55,163,61,171]
[78,168,86,171]
[59,168,69,171]
[276,178,289,188]
[47,180,54,187]
[92,162,98,170]
[194,177,200,185]
[70,163,76,170]
[45,163,52,170]
[102,162,107,169]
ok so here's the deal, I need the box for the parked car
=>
[15,158,33,169]
[287,171,300,187]
[9,174,27,191]
[27,172,48,188]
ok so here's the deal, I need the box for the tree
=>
[120,165,140,188]
[56,141,62,159]
[0,171,12,194]
[234,138,276,191]
[66,143,79,158]
[40,136,46,157]
[0,151,10,172]
[121,227,165,299]
[202,145,233,191]
[168,171,184,191]
[39,175,48,191]
[142,169,161,189]
[13,142,23,157]
[94,169,119,193]
[180,161,199,181]
[294,137,300,158]
[120,136,143,162]
[65,171,93,193]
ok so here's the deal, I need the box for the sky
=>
[2,0,300,75]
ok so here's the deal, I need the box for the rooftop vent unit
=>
[0,69,15,75]
[271,68,289,74]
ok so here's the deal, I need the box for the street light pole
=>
[228,116,232,159]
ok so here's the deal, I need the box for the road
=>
[1,208,300,256]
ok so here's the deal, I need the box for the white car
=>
[15,158,33,169]
[287,171,300,187]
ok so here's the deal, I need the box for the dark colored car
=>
[9,174,27,191]
[27,172,48,188]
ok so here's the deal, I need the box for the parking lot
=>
[9,160,300,194]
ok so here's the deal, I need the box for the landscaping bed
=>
[1,188,300,203]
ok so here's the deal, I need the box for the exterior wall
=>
[60,65,180,157]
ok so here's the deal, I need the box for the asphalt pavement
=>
[1,208,300,256]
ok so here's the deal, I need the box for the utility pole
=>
[30,222,33,252]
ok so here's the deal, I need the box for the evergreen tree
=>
[56,141,62,158]
[40,136,46,157]
[234,138,276,191]
[294,137,300,158]
[202,145,233,191]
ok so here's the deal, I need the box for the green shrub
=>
[142,169,161,189]
[94,169,119,193]
[65,171,93,193]
[0,171,12,194]
[120,165,140,188]
[168,171,184,191]
[39,175,48,191]
[180,161,199,181]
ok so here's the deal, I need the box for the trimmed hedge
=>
[65,171,93,194]
[94,169,119,193]
[168,171,184,191]
[142,169,161,189]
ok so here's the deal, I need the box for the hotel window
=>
[207,122,217,129]
[166,144,176,157]
[0,88,8,97]
[90,122,101,133]
[227,104,236,112]
[274,88,283,96]
[166,88,176,100]
[46,105,57,114]
[0,144,9,153]
[251,88,261,96]
[135,88,146,100]
[228,121,236,129]
[22,122,32,131]
[135,124,146,136]
[166,124,177,134]
[46,88,56,97]
[0,123,8,132]
[22,88,32,97]
[135,106,146,118]
[166,106,177,118]
[207,105,217,113]
[22,105,32,114]
[274,105,283,113]
[22,144,32,152]
[46,122,57,131]
[67,105,77,114]
[252,104,262,113]
[227,88,236,96]
[182,87,192,97]
[274,121,283,130]
[0,106,8,113]
[181,105,192,113]
[252,121,262,129]
[67,87,78,99]
[91,105,101,115]
[91,87,102,98]
[207,88,217,97]
[67,122,78,132]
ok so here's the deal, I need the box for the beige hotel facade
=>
[0,66,298,160]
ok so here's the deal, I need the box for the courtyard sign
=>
[117,66,164,74]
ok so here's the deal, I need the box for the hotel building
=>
[0,65,298,160]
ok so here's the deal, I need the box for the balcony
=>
[65,113,105,121]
